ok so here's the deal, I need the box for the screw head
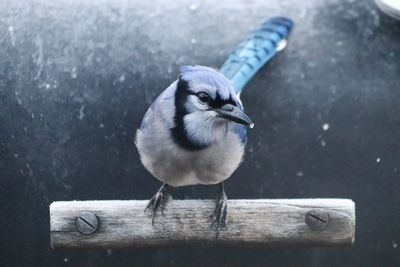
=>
[75,212,99,235]
[305,209,329,231]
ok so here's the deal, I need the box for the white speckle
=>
[321,140,326,147]
[106,248,113,256]
[300,73,305,79]
[393,241,398,249]
[78,105,85,120]
[249,147,254,153]
[376,158,381,163]
[63,257,69,263]
[167,66,173,74]
[249,123,254,129]
[191,38,197,44]
[99,123,105,128]
[118,75,125,83]
[8,26,16,46]
[371,9,380,27]
[322,123,330,131]
[31,113,35,119]
[296,171,304,177]
[189,4,198,10]
[71,67,78,79]
[14,153,19,158]
[45,83,51,89]
[336,41,343,47]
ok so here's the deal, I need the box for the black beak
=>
[215,104,253,127]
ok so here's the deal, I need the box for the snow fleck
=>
[322,123,330,131]
[78,105,85,120]
[376,158,381,163]
[321,140,326,147]
[31,113,35,119]
[189,4,198,10]
[296,171,304,177]
[106,249,113,256]
[118,75,125,83]
[336,41,343,47]
[167,66,173,74]
[63,257,69,263]
[14,153,19,158]
[191,38,197,44]
[99,123,105,128]
[71,67,78,79]
[8,26,16,46]
[45,83,51,89]
[393,241,398,249]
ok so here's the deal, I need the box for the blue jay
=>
[135,17,293,234]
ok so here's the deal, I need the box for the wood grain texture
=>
[50,199,355,249]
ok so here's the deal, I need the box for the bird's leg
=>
[211,182,228,237]
[144,183,170,224]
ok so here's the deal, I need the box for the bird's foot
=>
[144,183,169,224]
[210,187,228,238]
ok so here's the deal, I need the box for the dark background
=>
[1,0,400,266]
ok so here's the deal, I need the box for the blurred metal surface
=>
[375,0,400,20]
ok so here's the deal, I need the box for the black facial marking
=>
[208,91,237,109]
[170,78,208,151]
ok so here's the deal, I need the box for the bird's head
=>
[171,65,253,150]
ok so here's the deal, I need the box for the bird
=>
[135,17,294,234]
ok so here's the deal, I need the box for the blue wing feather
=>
[220,17,294,94]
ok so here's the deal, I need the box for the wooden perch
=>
[50,199,355,249]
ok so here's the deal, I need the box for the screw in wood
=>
[305,209,329,231]
[75,212,99,235]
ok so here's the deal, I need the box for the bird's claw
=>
[144,184,169,224]
[210,191,228,238]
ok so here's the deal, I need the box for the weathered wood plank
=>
[50,199,355,249]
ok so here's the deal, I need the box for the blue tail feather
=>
[220,17,294,95]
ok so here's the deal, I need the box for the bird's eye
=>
[197,92,209,103]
